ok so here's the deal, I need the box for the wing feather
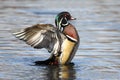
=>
[13,24,64,55]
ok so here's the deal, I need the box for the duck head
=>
[55,11,76,31]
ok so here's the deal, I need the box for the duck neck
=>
[55,17,69,31]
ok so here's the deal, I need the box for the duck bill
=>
[70,17,76,20]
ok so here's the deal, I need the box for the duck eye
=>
[64,14,67,17]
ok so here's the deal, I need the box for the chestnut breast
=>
[59,24,79,64]
[63,24,78,40]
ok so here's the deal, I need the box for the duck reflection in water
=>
[44,64,76,80]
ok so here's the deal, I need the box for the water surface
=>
[0,0,120,80]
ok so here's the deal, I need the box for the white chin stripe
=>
[62,22,69,26]
[66,35,77,42]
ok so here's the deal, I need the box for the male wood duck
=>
[13,11,79,65]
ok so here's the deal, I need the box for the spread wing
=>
[13,24,64,55]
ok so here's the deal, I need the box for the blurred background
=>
[0,0,120,80]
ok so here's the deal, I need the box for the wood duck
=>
[13,11,79,65]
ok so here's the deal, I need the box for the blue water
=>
[0,0,120,80]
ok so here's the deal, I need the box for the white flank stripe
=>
[66,35,77,42]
